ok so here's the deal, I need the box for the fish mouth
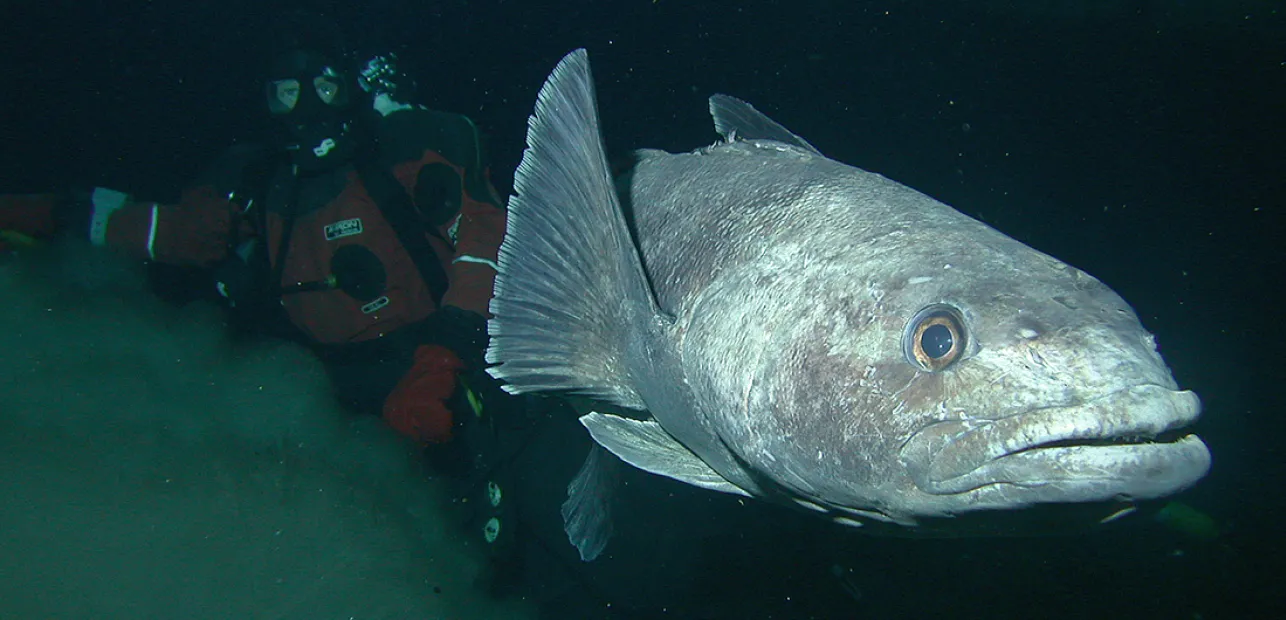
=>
[903,384,1211,504]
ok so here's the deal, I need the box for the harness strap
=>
[269,165,299,300]
[357,161,450,306]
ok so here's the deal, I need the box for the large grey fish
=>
[487,49,1211,559]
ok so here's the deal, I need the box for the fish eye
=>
[904,305,967,372]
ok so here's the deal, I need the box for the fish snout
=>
[901,384,1210,507]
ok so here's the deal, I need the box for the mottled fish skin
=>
[487,50,1210,537]
[628,139,1209,524]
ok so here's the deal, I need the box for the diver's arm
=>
[439,120,505,318]
[376,102,505,318]
[0,184,235,266]
[88,184,234,266]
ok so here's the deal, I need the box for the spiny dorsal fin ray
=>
[709,94,822,155]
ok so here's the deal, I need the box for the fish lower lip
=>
[950,435,1211,503]
[903,384,1209,499]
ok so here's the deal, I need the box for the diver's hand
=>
[357,52,405,96]
[419,306,520,430]
[0,191,76,251]
[358,52,418,117]
[384,343,465,446]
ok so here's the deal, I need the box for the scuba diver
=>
[0,40,527,584]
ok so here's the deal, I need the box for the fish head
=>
[705,196,1211,531]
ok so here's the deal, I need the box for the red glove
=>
[0,193,63,252]
[382,344,465,445]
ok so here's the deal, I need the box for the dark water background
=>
[2,1,1282,618]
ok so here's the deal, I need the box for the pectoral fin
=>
[579,412,751,497]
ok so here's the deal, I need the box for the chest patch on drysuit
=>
[324,217,364,240]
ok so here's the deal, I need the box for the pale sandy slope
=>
[0,244,533,619]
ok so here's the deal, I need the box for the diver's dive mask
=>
[266,50,358,171]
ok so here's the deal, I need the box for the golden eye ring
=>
[905,305,967,372]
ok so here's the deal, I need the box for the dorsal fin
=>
[708,94,822,155]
